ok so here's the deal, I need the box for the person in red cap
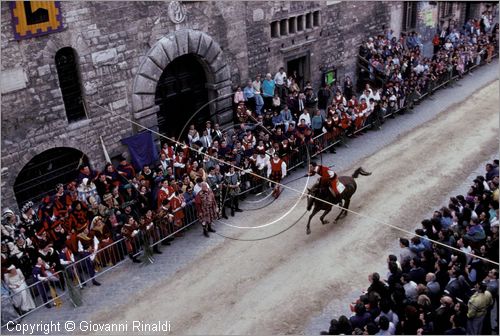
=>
[308,161,341,198]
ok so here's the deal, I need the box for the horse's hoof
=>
[322,220,329,225]
[306,228,311,235]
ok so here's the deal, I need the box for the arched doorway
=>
[155,54,210,138]
[14,147,88,207]
[132,30,233,137]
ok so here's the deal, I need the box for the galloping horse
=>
[306,167,371,234]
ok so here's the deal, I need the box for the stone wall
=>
[243,1,398,90]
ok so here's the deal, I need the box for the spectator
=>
[337,315,353,335]
[243,79,256,113]
[350,302,372,330]
[401,273,418,301]
[376,315,395,335]
[445,314,466,335]
[467,282,493,335]
[399,238,416,272]
[261,73,275,110]
[274,67,287,98]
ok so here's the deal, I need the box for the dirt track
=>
[93,80,499,334]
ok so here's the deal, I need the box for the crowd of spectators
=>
[319,12,500,336]
[321,161,499,335]
[1,9,498,325]
[359,11,498,113]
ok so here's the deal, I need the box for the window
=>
[439,2,453,18]
[288,17,296,34]
[280,19,288,36]
[402,1,418,31]
[297,15,304,31]
[313,11,320,27]
[270,11,321,38]
[55,47,86,122]
[271,21,279,38]
[306,12,313,29]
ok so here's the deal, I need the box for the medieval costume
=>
[223,168,243,216]
[194,185,218,237]
[268,154,287,198]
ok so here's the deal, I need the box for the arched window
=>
[55,47,87,122]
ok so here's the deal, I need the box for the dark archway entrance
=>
[14,147,88,207]
[155,54,210,139]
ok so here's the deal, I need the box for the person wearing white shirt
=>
[254,151,270,192]
[193,178,203,195]
[274,67,286,85]
[372,88,381,102]
[414,63,425,74]
[256,152,270,172]
[359,89,373,104]
[187,124,200,146]
[298,110,311,127]
[274,67,287,98]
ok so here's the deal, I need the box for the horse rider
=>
[307,161,341,199]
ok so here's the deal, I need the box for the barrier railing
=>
[2,270,68,328]
[3,47,497,330]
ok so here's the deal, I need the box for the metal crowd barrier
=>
[2,270,68,328]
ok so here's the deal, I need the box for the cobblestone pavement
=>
[12,59,498,333]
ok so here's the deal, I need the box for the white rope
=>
[88,101,500,267]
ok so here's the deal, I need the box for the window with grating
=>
[289,17,296,34]
[402,1,418,31]
[313,11,320,27]
[271,21,279,38]
[297,15,304,31]
[306,12,313,29]
[280,19,288,36]
[55,47,86,122]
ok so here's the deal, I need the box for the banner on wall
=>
[121,131,159,171]
[10,1,64,40]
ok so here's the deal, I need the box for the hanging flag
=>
[121,131,159,171]
[100,136,111,163]
[10,1,64,40]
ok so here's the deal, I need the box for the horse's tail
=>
[352,167,372,178]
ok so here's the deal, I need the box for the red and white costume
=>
[311,165,340,196]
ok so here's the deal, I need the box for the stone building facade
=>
[0,1,492,209]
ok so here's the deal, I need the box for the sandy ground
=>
[92,80,499,334]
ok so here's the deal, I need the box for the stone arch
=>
[2,137,96,211]
[39,31,91,67]
[13,146,89,207]
[131,29,233,131]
